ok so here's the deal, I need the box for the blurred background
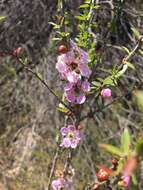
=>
[0,0,143,189]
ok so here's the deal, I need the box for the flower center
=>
[74,86,80,95]
[71,62,78,70]
[68,132,74,139]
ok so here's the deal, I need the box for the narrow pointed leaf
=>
[132,174,138,185]
[135,138,143,156]
[134,90,143,112]
[79,4,90,8]
[0,16,6,22]
[99,144,123,157]
[121,128,131,154]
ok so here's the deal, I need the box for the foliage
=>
[0,0,143,190]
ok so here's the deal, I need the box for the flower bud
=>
[97,167,113,182]
[101,88,112,98]
[58,44,68,54]
[13,47,23,56]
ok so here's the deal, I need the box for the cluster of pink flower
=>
[56,41,91,104]
[51,124,81,189]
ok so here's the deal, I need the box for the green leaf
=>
[121,128,131,154]
[103,76,116,86]
[92,81,101,87]
[92,5,100,9]
[115,64,128,78]
[48,21,57,26]
[52,37,62,41]
[139,49,143,55]
[96,77,104,82]
[132,174,138,185]
[134,90,143,112]
[99,144,123,157]
[135,138,143,156]
[0,16,6,22]
[79,4,90,8]
[125,61,135,70]
[19,57,28,65]
[121,46,130,54]
[58,103,69,113]
[131,27,140,38]
[75,15,87,21]
[57,31,70,37]
[84,0,90,3]
[48,22,60,29]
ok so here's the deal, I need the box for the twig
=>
[47,147,60,190]
[16,57,75,116]
[122,36,143,63]
[63,149,72,176]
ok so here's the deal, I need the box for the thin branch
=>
[47,147,60,190]
[16,57,75,116]
[122,36,143,63]
[63,149,72,176]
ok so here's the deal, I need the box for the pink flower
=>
[60,125,81,149]
[121,175,130,188]
[56,41,91,82]
[52,178,65,190]
[64,80,90,104]
[101,88,112,98]
[52,176,74,190]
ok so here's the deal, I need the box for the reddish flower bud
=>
[13,47,23,56]
[97,167,113,182]
[58,44,68,54]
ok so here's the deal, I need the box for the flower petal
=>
[78,63,91,78]
[64,83,73,92]
[76,93,86,104]
[65,91,76,103]
[70,139,79,149]
[66,71,79,83]
[51,179,61,190]
[80,49,89,64]
[60,138,71,148]
[60,127,68,136]
[68,125,76,132]
[56,61,68,73]
[81,81,91,92]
